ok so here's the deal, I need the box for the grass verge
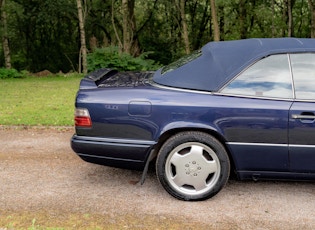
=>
[0,211,212,230]
[0,74,83,126]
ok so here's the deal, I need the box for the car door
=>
[289,53,315,173]
[220,54,293,172]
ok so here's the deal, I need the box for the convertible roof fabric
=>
[153,38,315,92]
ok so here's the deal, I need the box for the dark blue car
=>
[71,38,315,201]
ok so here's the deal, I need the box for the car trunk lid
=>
[79,68,154,90]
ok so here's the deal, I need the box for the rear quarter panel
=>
[75,87,224,141]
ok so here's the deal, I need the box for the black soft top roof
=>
[153,38,315,92]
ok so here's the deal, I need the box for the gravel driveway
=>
[0,127,314,229]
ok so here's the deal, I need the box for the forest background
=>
[1,0,315,75]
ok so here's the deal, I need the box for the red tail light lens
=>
[74,108,92,127]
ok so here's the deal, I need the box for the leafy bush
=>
[87,46,161,72]
[0,68,27,79]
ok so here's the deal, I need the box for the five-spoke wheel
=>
[156,131,230,201]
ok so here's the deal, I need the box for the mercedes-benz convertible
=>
[71,38,315,201]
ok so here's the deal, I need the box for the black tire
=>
[156,131,230,201]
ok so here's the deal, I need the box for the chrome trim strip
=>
[227,142,288,147]
[293,98,315,102]
[72,135,156,146]
[227,142,315,148]
[150,81,214,95]
[287,54,296,99]
[213,92,293,101]
[289,144,315,148]
[75,139,151,148]
[287,54,295,98]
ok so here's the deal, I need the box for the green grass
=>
[0,74,83,126]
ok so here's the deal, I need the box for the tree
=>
[76,0,87,74]
[271,0,276,37]
[287,0,294,37]
[1,0,11,68]
[308,0,315,38]
[179,0,190,54]
[239,0,247,39]
[0,0,314,72]
[11,0,78,72]
[121,0,140,56]
[210,0,220,41]
[282,0,295,37]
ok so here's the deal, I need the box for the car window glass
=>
[161,50,202,74]
[290,53,315,100]
[221,55,293,99]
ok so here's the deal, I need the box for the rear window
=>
[161,50,202,75]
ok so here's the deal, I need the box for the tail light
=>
[74,108,92,127]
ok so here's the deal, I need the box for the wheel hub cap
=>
[165,142,221,195]
[185,161,202,176]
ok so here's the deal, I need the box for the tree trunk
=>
[219,4,224,41]
[122,0,140,56]
[210,0,220,41]
[272,0,275,37]
[287,0,293,37]
[76,0,87,74]
[1,0,11,69]
[179,0,190,54]
[112,0,123,50]
[122,0,131,54]
[308,0,315,38]
[239,0,247,39]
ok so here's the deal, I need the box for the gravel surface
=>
[0,127,314,229]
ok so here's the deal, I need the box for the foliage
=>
[87,46,161,72]
[5,0,77,73]
[0,68,27,78]
[0,0,314,72]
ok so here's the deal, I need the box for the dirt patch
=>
[33,70,53,77]
[0,127,314,229]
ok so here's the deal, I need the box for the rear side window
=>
[221,54,293,99]
[290,53,315,100]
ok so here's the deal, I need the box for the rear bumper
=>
[71,135,156,170]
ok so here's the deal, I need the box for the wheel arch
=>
[154,127,237,177]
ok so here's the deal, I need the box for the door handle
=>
[292,114,315,119]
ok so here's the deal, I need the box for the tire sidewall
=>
[156,131,230,201]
